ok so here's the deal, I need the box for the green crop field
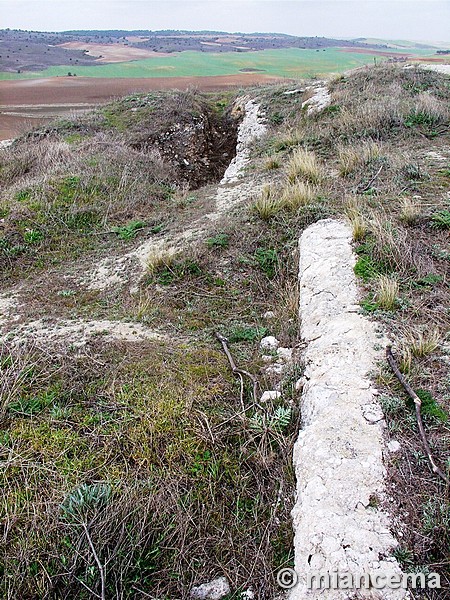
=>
[0,46,436,80]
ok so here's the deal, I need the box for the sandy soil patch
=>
[2,317,168,347]
[125,36,150,43]
[58,41,170,62]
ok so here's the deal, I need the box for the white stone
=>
[0,139,14,149]
[260,390,282,403]
[388,440,401,453]
[415,63,450,75]
[190,577,231,600]
[265,362,284,376]
[261,354,274,363]
[277,347,293,362]
[263,310,275,320]
[290,219,407,600]
[284,88,305,95]
[260,335,279,351]
[363,406,385,424]
[301,84,331,115]
[221,98,266,184]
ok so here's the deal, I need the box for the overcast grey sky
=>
[0,1,449,42]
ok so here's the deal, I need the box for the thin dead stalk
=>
[82,523,106,600]
[386,345,449,484]
[357,163,384,193]
[214,332,261,410]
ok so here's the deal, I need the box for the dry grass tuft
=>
[376,275,399,310]
[412,92,449,126]
[265,157,280,170]
[399,197,421,226]
[281,181,317,209]
[338,141,382,177]
[278,280,299,322]
[146,246,178,274]
[369,213,410,272]
[406,328,441,358]
[345,197,368,241]
[400,327,441,372]
[252,185,284,220]
[286,148,324,184]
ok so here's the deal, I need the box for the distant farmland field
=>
[0,47,434,80]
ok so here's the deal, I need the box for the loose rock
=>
[260,335,279,352]
[190,577,231,600]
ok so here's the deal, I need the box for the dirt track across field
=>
[0,73,286,139]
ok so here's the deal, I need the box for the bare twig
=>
[386,345,449,484]
[357,163,384,193]
[214,332,261,409]
[82,523,106,600]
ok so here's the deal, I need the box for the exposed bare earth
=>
[0,73,285,140]
[57,41,171,62]
[338,47,410,58]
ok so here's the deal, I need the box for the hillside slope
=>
[0,64,449,599]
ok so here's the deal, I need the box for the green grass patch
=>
[415,389,448,423]
[0,47,409,81]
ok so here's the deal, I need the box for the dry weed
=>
[286,148,324,184]
[376,275,399,310]
[252,185,284,220]
[281,181,317,209]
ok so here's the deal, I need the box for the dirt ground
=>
[57,41,171,62]
[338,47,411,58]
[0,73,286,139]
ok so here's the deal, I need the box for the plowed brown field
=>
[0,73,286,139]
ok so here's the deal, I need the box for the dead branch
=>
[386,345,449,484]
[357,163,384,193]
[82,522,106,600]
[214,332,261,410]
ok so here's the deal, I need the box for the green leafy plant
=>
[249,406,292,434]
[23,230,44,244]
[8,390,56,416]
[206,233,229,249]
[228,325,268,343]
[392,547,415,568]
[415,389,448,423]
[255,248,278,278]
[413,274,443,288]
[61,483,111,522]
[156,259,202,285]
[112,220,146,240]
[15,188,32,202]
[430,210,450,230]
